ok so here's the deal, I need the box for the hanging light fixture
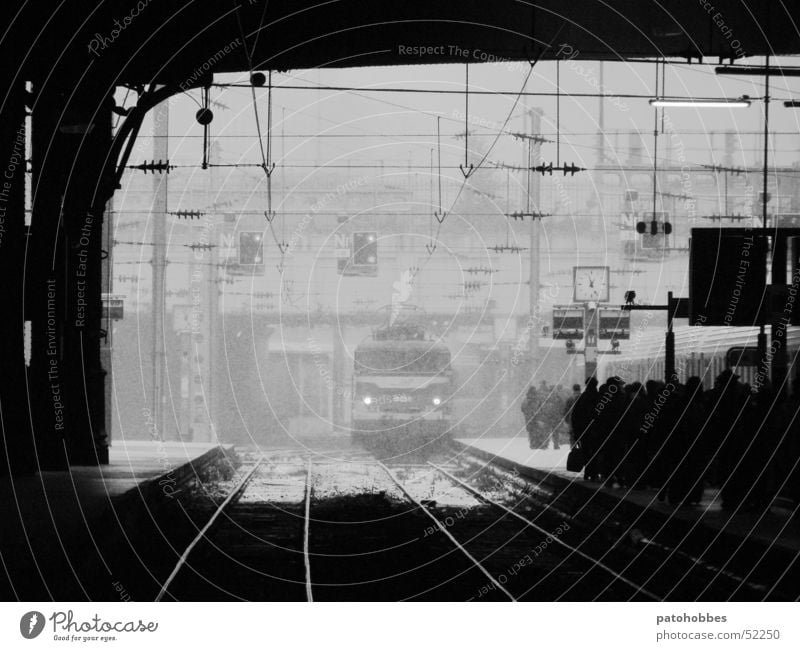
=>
[648,97,751,108]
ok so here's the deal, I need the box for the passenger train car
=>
[351,324,453,447]
[599,325,800,387]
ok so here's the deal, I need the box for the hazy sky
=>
[149,55,800,174]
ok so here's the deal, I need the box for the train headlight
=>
[432,396,442,406]
[363,395,372,405]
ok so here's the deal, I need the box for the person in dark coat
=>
[774,378,800,504]
[595,376,627,486]
[707,370,750,510]
[667,377,707,506]
[573,376,599,481]
[521,386,540,449]
[652,377,685,502]
[642,380,667,489]
[743,381,780,511]
[540,387,563,450]
[564,383,582,447]
[621,382,649,488]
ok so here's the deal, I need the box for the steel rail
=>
[155,460,263,602]
[428,462,661,601]
[452,453,777,598]
[377,461,516,602]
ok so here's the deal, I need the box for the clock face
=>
[573,266,609,302]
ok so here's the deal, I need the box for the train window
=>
[355,348,451,375]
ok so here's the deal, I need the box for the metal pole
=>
[597,62,604,166]
[101,195,114,447]
[665,291,675,383]
[762,54,770,229]
[771,233,788,395]
[528,110,542,370]
[652,63,659,224]
[584,304,597,380]
[151,101,168,441]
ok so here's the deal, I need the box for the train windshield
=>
[355,348,451,375]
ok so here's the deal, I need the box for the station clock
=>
[573,266,610,302]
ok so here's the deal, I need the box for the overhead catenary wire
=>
[146,74,796,181]
[211,81,784,102]
[145,162,800,175]
[233,0,287,263]
[202,62,800,180]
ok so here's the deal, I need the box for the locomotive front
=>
[351,325,453,447]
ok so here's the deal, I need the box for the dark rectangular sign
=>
[689,229,767,326]
[552,308,584,339]
[598,309,630,339]
[101,294,124,320]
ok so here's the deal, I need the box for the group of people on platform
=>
[520,381,573,451]
[522,372,800,510]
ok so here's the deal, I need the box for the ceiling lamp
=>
[648,97,751,108]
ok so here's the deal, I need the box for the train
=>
[350,323,453,449]
[599,325,800,388]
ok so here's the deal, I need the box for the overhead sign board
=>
[689,228,767,326]
[598,309,630,339]
[101,294,124,320]
[552,307,584,340]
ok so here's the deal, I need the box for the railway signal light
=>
[352,232,378,265]
[636,219,672,235]
[238,232,264,265]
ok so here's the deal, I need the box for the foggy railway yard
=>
[4,2,800,648]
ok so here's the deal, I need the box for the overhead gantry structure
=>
[0,0,796,474]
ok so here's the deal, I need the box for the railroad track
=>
[156,452,311,601]
[153,449,666,601]
[380,460,658,601]
[449,450,789,600]
[156,452,512,601]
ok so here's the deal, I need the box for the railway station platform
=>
[453,437,800,593]
[0,440,237,600]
